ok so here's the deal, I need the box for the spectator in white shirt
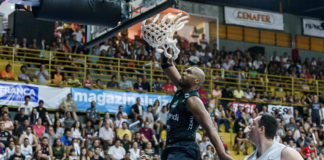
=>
[19,95,34,116]
[129,141,140,160]
[283,109,294,124]
[114,112,127,129]
[189,51,199,65]
[115,105,128,119]
[199,34,208,50]
[108,140,126,160]
[252,56,263,69]
[99,122,114,151]
[20,138,32,159]
[34,64,49,84]
[244,88,254,100]
[99,40,110,52]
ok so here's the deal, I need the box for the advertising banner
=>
[303,18,324,38]
[0,81,70,109]
[72,88,173,113]
[268,104,293,116]
[228,102,256,113]
[225,6,284,30]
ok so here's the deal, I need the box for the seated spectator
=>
[18,65,33,83]
[201,144,215,160]
[52,67,65,87]
[142,76,150,92]
[108,140,126,160]
[142,105,154,125]
[198,88,208,105]
[163,79,176,95]
[59,93,76,112]
[133,76,145,92]
[14,108,28,125]
[93,146,105,160]
[1,64,15,80]
[35,100,47,123]
[94,79,104,89]
[244,88,254,101]
[233,85,244,100]
[106,75,119,89]
[282,130,295,145]
[297,131,310,148]
[60,130,73,146]
[67,73,81,86]
[143,141,155,157]
[215,104,229,132]
[119,74,132,92]
[234,112,248,133]
[83,73,93,89]
[284,118,297,131]
[234,129,248,155]
[9,145,25,160]
[20,138,32,159]
[199,136,212,153]
[18,126,38,148]
[114,105,128,120]
[300,140,317,159]
[0,122,11,147]
[117,122,132,140]
[1,113,13,133]
[36,137,53,160]
[18,95,33,116]
[99,112,114,129]
[129,141,140,160]
[152,77,163,92]
[283,109,294,124]
[99,122,114,151]
[86,101,100,124]
[52,138,66,160]
[63,111,77,129]
[114,112,127,129]
[222,85,233,99]
[139,122,158,145]
[34,64,49,84]
[32,118,45,138]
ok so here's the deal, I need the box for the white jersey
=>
[245,142,286,160]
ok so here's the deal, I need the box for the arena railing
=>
[0,45,323,101]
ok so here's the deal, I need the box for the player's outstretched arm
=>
[161,54,181,88]
[281,147,303,160]
[186,96,233,160]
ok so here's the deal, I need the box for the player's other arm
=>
[161,54,181,88]
[281,147,303,160]
[186,97,233,160]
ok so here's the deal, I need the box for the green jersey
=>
[166,90,200,144]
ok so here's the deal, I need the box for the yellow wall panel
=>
[210,23,226,39]
[296,36,310,50]
[244,28,259,43]
[276,32,290,47]
[260,30,275,45]
[227,25,243,41]
[310,37,324,52]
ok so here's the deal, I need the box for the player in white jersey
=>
[245,115,303,160]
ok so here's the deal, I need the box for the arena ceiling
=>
[184,0,324,19]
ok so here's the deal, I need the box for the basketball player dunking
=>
[160,54,233,160]
[245,115,303,160]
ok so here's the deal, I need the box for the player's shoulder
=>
[186,96,204,108]
[281,146,303,160]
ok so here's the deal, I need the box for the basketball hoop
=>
[141,8,190,60]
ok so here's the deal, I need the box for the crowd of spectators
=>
[0,23,324,160]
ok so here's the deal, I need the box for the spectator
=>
[107,75,119,89]
[234,112,248,133]
[0,122,11,147]
[282,130,295,145]
[18,126,38,148]
[8,145,25,160]
[115,112,127,129]
[34,64,49,84]
[99,122,114,151]
[300,140,317,159]
[283,109,294,124]
[20,138,32,159]
[35,100,47,123]
[86,101,100,124]
[1,113,13,133]
[133,76,145,92]
[142,105,154,125]
[119,74,133,92]
[94,79,104,89]
[18,95,33,116]
[234,129,248,155]
[59,93,76,112]
[18,65,33,83]
[52,138,66,160]
[71,121,82,139]
[60,130,73,146]
[198,88,208,105]
[63,111,77,129]
[309,95,322,126]
[215,104,229,132]
[139,122,158,145]
[163,79,176,95]
[67,73,81,87]
[52,67,65,87]
[32,118,45,138]
[108,140,126,160]
[14,108,28,125]
[115,105,128,120]
[152,77,163,92]
[233,85,244,100]
[199,136,212,153]
[129,141,140,160]
[83,73,93,89]
[36,137,52,160]
[117,122,132,140]
[142,76,150,92]
[130,97,144,122]
[1,64,15,80]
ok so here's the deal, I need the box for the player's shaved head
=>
[191,67,205,87]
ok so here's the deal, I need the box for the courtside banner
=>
[268,104,293,116]
[229,102,256,113]
[303,19,324,38]
[72,88,173,113]
[224,6,284,30]
[0,81,70,109]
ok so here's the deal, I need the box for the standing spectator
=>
[152,77,163,92]
[59,93,76,112]
[34,64,49,84]
[35,100,47,123]
[18,65,33,83]
[163,79,176,95]
[107,75,119,89]
[99,122,114,151]
[18,95,33,116]
[1,64,15,80]
[119,75,133,92]
[20,138,32,159]
[108,140,126,160]
[309,95,322,126]
[130,97,144,122]
[86,101,100,124]
[83,73,93,89]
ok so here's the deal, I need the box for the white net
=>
[141,11,189,60]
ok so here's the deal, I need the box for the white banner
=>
[303,19,324,38]
[268,105,293,116]
[224,6,284,30]
[0,81,70,109]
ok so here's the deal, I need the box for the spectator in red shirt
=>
[139,122,158,145]
[83,73,93,89]
[300,140,317,159]
[163,79,176,95]
[198,88,207,104]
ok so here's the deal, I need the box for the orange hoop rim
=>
[160,8,190,19]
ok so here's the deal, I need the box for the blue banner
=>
[0,83,39,103]
[72,88,173,113]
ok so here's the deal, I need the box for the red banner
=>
[229,102,256,113]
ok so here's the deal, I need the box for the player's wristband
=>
[161,56,173,69]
